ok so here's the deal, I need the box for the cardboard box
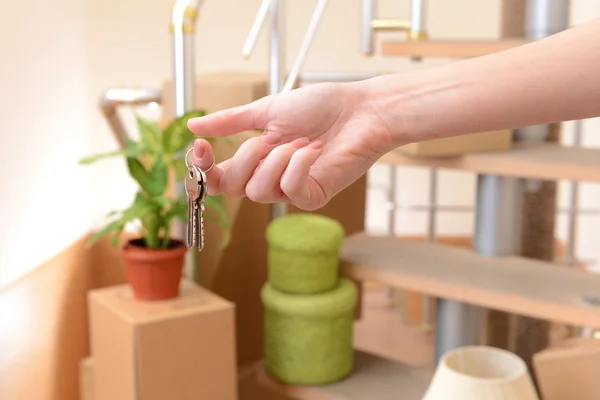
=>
[533,338,600,400]
[88,280,237,400]
[398,129,513,157]
[79,357,95,400]
[162,70,269,117]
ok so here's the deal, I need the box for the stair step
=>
[256,350,432,400]
[340,233,600,328]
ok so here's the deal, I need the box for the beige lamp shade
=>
[423,346,539,400]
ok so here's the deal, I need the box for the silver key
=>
[185,165,207,251]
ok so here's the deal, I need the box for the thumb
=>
[187,96,273,137]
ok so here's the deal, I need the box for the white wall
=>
[0,0,94,287]
[2,0,600,289]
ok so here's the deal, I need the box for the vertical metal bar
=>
[566,119,584,266]
[282,0,329,93]
[427,170,437,244]
[434,0,570,365]
[410,0,426,39]
[422,168,436,330]
[361,0,374,55]
[474,176,524,257]
[386,165,398,307]
[242,0,271,58]
[525,0,570,39]
[435,175,523,364]
[269,0,288,219]
[269,0,286,96]
[172,0,204,279]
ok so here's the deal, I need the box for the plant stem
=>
[161,224,171,248]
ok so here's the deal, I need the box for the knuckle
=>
[279,180,297,197]
[245,183,268,203]
[220,179,243,197]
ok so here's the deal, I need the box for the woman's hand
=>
[187,82,397,211]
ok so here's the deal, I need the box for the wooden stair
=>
[340,233,600,329]
[378,143,600,183]
[255,351,432,400]
[381,39,530,59]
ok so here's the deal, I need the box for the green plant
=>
[79,110,230,249]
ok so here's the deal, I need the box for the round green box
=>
[262,278,358,385]
[266,213,345,294]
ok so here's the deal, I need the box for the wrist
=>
[350,74,417,153]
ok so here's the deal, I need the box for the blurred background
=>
[2,0,600,399]
[3,0,600,291]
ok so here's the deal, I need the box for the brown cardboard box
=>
[533,338,600,400]
[398,129,513,157]
[79,357,95,400]
[162,70,269,118]
[88,280,237,400]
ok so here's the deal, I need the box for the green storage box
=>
[262,278,358,385]
[266,213,345,294]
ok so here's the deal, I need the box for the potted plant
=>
[79,110,230,301]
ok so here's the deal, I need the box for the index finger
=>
[187,96,272,138]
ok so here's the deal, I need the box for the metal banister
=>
[99,87,162,149]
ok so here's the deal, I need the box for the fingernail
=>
[261,131,281,145]
[194,140,205,157]
[291,138,310,149]
[309,140,323,150]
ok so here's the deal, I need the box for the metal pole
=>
[434,176,523,363]
[385,165,398,307]
[435,0,570,363]
[566,119,584,266]
[171,0,204,279]
[99,88,162,149]
[269,0,288,219]
[361,0,374,55]
[409,0,426,40]
[422,168,436,331]
[172,0,203,117]
[525,0,570,39]
[434,0,570,365]
[282,0,329,92]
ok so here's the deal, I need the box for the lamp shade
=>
[423,346,539,400]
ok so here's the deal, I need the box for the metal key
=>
[185,165,207,251]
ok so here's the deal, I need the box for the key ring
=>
[185,147,215,173]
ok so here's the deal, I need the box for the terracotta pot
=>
[121,238,187,301]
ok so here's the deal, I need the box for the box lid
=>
[88,280,233,324]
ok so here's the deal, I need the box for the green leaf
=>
[133,191,154,209]
[126,157,167,197]
[165,200,188,224]
[152,196,171,208]
[79,147,140,165]
[204,195,230,228]
[173,158,188,181]
[120,193,159,223]
[126,158,152,193]
[110,223,125,248]
[162,109,207,154]
[88,219,123,247]
[136,117,162,153]
[140,208,162,248]
[146,155,168,196]
[204,211,231,247]
[203,195,232,248]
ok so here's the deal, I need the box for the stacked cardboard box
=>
[87,280,237,400]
